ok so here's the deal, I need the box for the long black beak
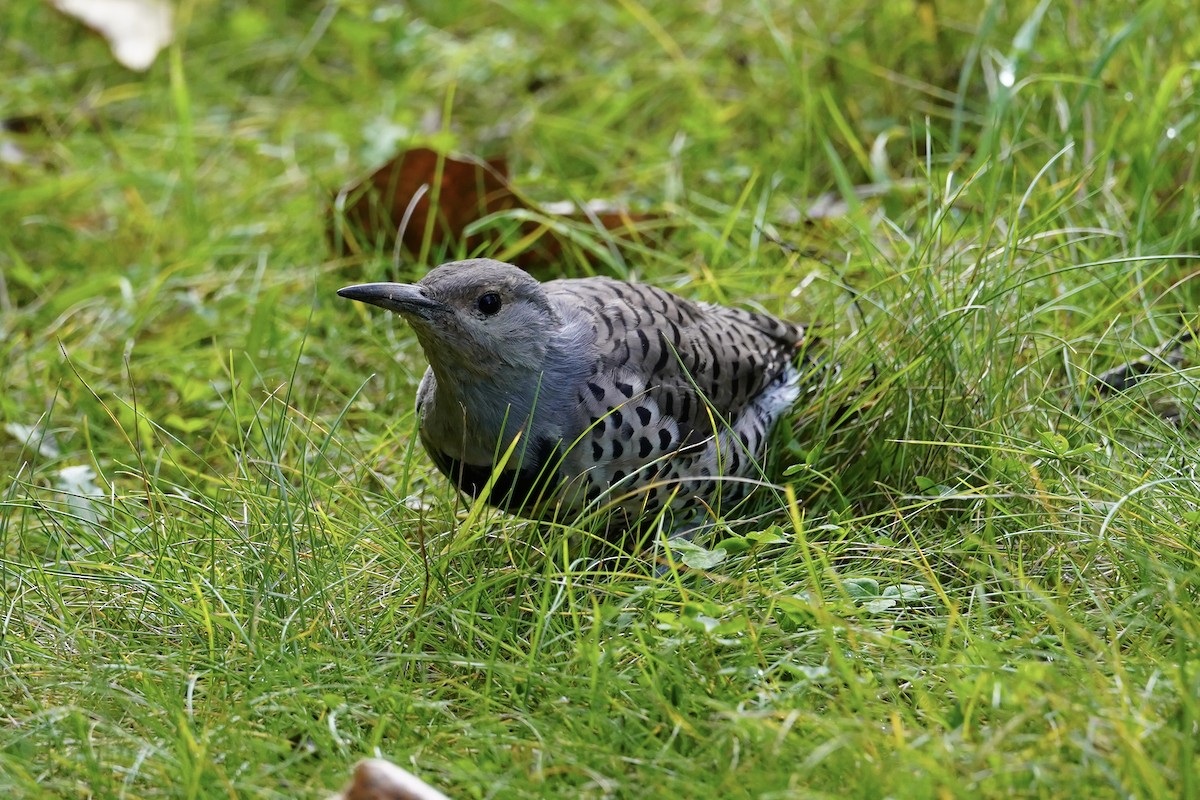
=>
[337,283,445,317]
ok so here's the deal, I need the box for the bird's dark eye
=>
[476,292,502,316]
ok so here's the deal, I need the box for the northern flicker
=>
[338,258,808,539]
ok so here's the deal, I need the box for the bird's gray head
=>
[337,259,559,378]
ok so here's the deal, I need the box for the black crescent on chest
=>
[425,437,566,515]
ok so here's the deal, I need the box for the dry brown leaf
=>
[328,147,671,275]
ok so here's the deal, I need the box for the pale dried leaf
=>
[55,464,105,523]
[1,138,29,166]
[5,422,60,457]
[329,759,451,800]
[50,0,174,71]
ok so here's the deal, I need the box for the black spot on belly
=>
[638,437,653,458]
[427,437,565,515]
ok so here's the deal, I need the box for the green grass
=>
[2,0,1199,797]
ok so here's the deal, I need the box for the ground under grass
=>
[2,1,1199,797]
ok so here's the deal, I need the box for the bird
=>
[338,258,809,542]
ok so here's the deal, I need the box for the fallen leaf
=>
[55,464,105,524]
[328,758,451,800]
[328,147,671,274]
[331,147,514,257]
[49,0,174,72]
[1094,325,1192,396]
[5,422,61,458]
[1,116,49,135]
[0,139,28,167]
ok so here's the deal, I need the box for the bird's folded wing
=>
[550,278,805,450]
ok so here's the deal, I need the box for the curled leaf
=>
[329,147,671,275]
